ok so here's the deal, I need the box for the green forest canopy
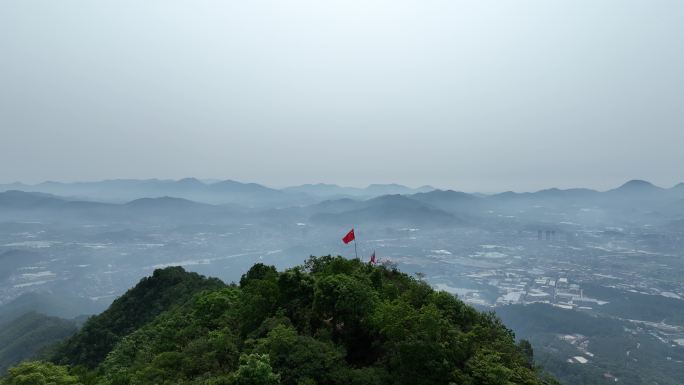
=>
[2,256,559,385]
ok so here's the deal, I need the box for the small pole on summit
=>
[354,235,358,260]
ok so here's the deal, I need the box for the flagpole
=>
[353,226,358,260]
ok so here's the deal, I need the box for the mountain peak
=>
[615,179,661,191]
[54,266,224,368]
[125,196,207,208]
[0,190,64,206]
[212,179,272,189]
[366,194,418,205]
[414,189,477,200]
[176,177,204,185]
[366,183,404,188]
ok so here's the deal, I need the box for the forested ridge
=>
[0,312,78,374]
[1,256,558,385]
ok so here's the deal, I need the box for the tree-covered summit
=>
[3,257,558,385]
[53,266,225,369]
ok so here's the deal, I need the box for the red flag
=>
[342,228,355,244]
[369,251,376,264]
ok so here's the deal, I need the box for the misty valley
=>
[0,178,683,384]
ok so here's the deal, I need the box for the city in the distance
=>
[1,177,683,384]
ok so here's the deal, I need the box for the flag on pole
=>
[369,251,376,265]
[342,229,355,244]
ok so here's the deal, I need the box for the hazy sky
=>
[1,0,683,192]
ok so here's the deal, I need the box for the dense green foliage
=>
[2,362,80,385]
[53,266,225,368]
[0,312,78,374]
[3,257,556,385]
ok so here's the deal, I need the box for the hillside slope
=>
[4,259,557,385]
[52,267,225,368]
[0,312,78,374]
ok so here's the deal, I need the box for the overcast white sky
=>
[1,0,683,192]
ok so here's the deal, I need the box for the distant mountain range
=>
[309,194,463,228]
[1,179,683,227]
[3,178,682,205]
[0,178,304,207]
[0,191,244,224]
[283,183,435,199]
[0,179,436,207]
[480,179,684,210]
